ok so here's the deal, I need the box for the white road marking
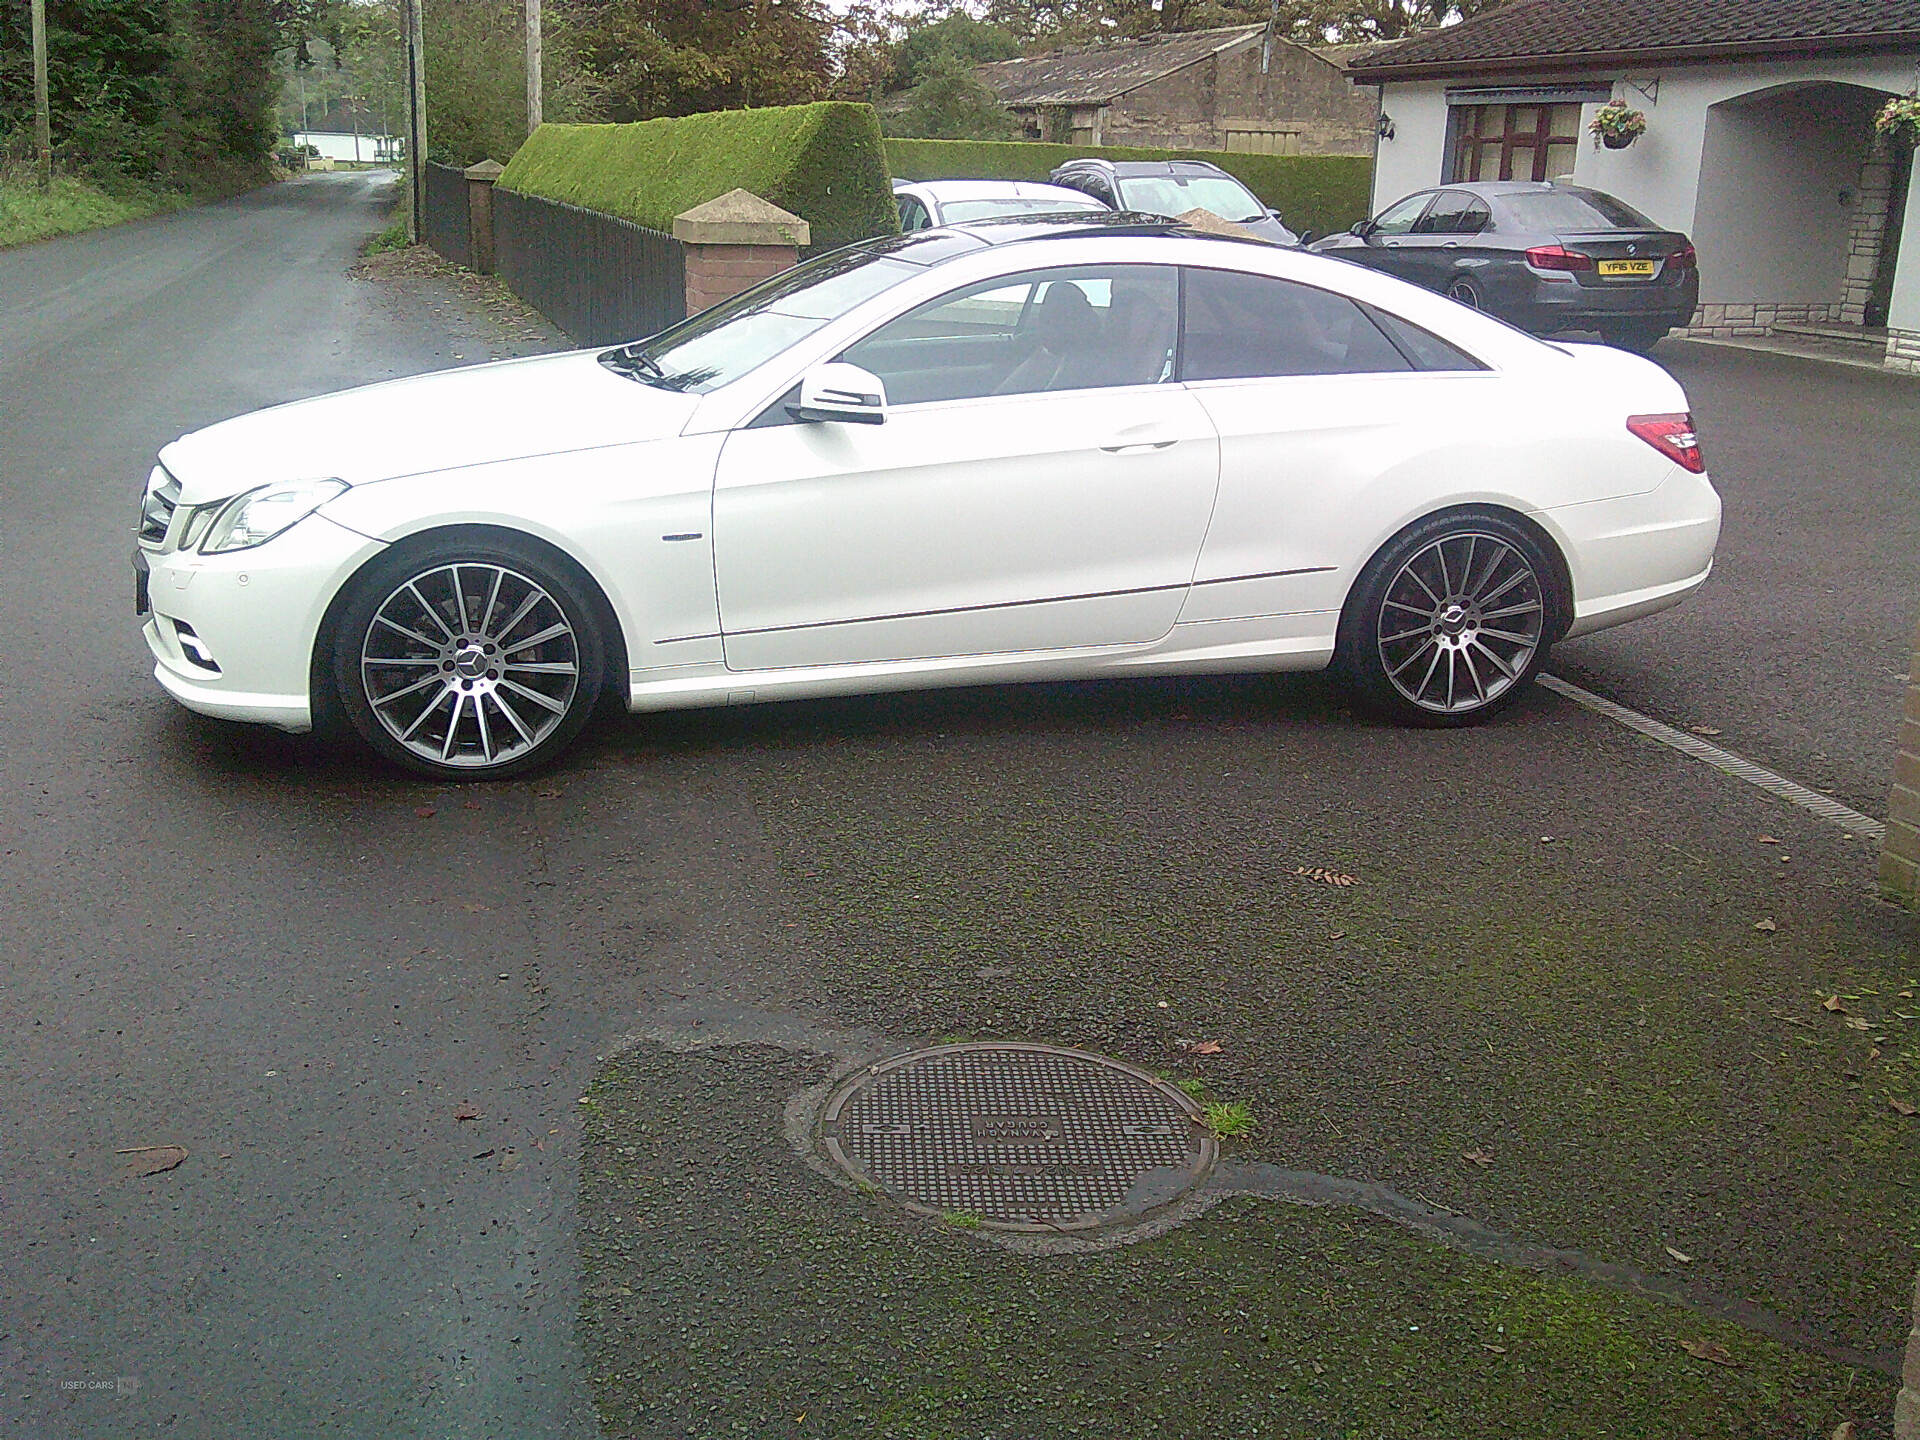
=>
[1538,674,1887,843]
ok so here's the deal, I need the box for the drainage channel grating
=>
[820,1043,1216,1233]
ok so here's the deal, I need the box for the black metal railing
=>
[422,162,471,270]
[493,188,687,347]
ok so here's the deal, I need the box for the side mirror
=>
[788,363,888,426]
[1351,219,1375,239]
[1297,229,1317,246]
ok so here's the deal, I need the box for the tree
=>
[886,49,1016,139]
[893,13,1019,90]
[569,0,835,122]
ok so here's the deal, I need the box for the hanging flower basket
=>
[1877,95,1920,149]
[1589,100,1648,149]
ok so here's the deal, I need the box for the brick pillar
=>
[671,188,809,316]
[464,159,504,275]
[1885,611,1920,904]
[1897,1268,1920,1439]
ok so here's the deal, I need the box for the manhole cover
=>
[820,1044,1216,1233]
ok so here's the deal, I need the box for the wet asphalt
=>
[0,172,1916,1439]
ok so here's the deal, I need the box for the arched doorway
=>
[1692,80,1903,340]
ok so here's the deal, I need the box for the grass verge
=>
[0,172,184,248]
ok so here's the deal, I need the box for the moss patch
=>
[884,138,1373,235]
[498,103,898,250]
[578,1043,1888,1439]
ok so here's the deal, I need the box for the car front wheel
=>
[334,537,605,779]
[1339,511,1557,726]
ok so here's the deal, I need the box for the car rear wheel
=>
[1443,277,1482,309]
[334,537,604,779]
[1338,511,1556,727]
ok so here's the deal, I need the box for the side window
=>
[1181,268,1414,380]
[1371,192,1433,236]
[1415,190,1478,235]
[1360,304,1490,372]
[840,264,1179,406]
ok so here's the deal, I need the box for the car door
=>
[711,262,1220,672]
[1400,190,1491,293]
[1338,191,1437,279]
[1175,265,1497,625]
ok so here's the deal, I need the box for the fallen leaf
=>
[536,788,562,799]
[1690,725,1722,736]
[1328,930,1347,941]
[1832,1422,1857,1440]
[1844,1016,1871,1031]
[1892,1098,1918,1117]
[1758,835,1780,845]
[1822,995,1847,1013]
[118,1144,188,1177]
[1898,989,1915,999]
[1753,919,1777,933]
[1189,1040,1223,1055]
[1461,1149,1493,1168]
[1482,1343,1507,1355]
[1664,1245,1693,1263]
[498,1151,521,1171]
[1294,866,1359,887]
[1540,835,1556,844]
[454,1107,481,1122]
[471,1148,496,1161]
[1311,1361,1325,1375]
[1678,1338,1737,1367]
[414,806,436,819]
[464,903,492,913]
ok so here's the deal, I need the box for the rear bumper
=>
[1542,466,1722,638]
[1512,271,1699,333]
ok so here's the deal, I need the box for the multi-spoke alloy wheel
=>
[336,540,604,778]
[1340,512,1559,727]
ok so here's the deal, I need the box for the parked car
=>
[135,212,1718,778]
[1310,180,1698,352]
[1048,158,1298,245]
[892,179,1106,231]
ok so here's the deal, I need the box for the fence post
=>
[671,189,809,316]
[465,160,506,275]
[1882,608,1920,905]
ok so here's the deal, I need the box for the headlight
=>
[200,479,348,554]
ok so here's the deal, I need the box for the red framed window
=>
[1449,104,1581,183]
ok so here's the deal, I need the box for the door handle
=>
[1101,439,1178,454]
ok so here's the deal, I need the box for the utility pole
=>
[30,0,52,189]
[525,0,542,135]
[402,0,427,241]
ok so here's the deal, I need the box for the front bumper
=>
[137,512,384,732]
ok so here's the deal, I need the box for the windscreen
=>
[1117,175,1265,225]
[601,247,919,393]
[1498,189,1655,232]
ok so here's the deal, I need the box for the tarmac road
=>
[1,173,1914,1439]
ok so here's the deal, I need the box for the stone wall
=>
[1841,142,1896,326]
[1099,42,1374,156]
[1897,1267,1919,1439]
[1679,301,1847,337]
[1883,610,1920,903]
[1887,327,1920,374]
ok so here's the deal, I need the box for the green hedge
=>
[499,103,898,251]
[885,138,1373,237]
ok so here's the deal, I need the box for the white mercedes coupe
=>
[134,213,1720,779]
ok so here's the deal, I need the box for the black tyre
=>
[333,535,605,779]
[1443,277,1482,309]
[1337,510,1559,727]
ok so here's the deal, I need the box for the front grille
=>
[138,467,181,547]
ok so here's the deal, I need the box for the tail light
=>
[1627,413,1705,474]
[1666,243,1697,271]
[1525,244,1593,272]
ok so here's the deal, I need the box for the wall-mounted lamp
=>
[1376,112,1396,141]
